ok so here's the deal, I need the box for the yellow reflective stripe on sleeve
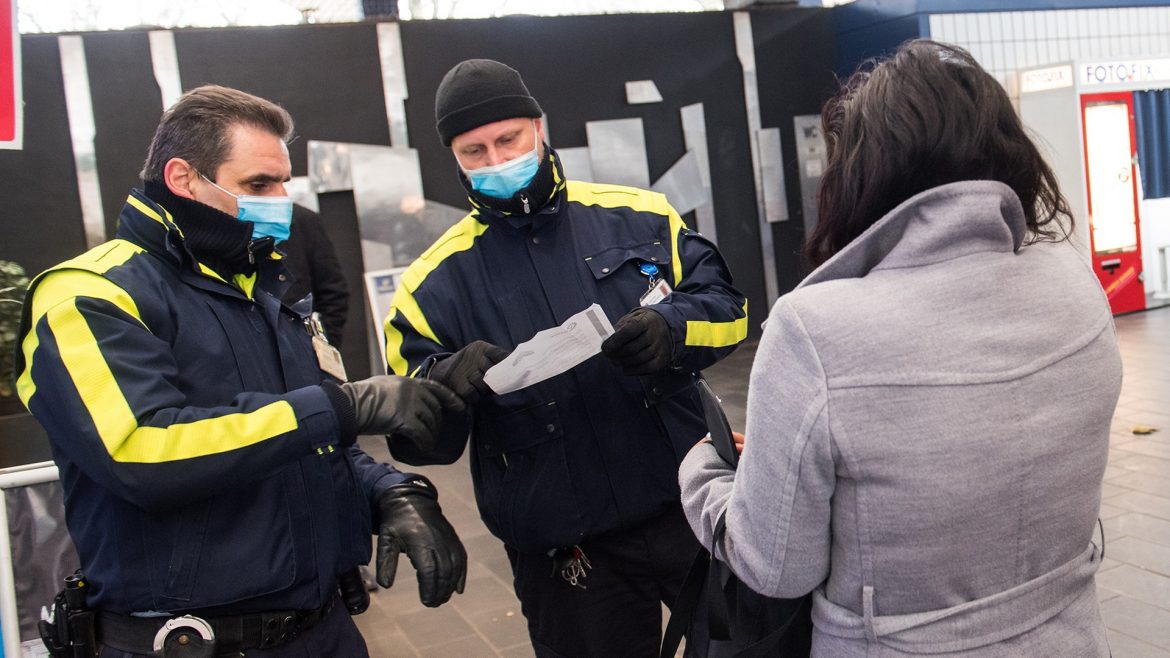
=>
[17,269,145,405]
[44,298,141,450]
[384,285,442,374]
[384,308,409,376]
[668,207,685,286]
[685,301,749,348]
[118,401,298,463]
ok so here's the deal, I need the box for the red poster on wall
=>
[0,0,20,150]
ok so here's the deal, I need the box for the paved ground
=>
[355,305,1170,656]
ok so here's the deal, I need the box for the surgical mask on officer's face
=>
[200,173,293,243]
[462,121,541,199]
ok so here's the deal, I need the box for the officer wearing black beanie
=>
[385,59,747,657]
[435,59,543,147]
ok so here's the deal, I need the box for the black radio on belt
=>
[38,570,97,658]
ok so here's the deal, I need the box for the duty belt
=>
[97,594,335,655]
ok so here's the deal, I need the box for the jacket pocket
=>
[154,472,298,609]
[584,241,672,282]
[475,400,583,551]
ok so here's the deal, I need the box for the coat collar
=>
[116,190,287,300]
[798,181,1028,290]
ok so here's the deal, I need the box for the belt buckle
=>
[152,615,215,652]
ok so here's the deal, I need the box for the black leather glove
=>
[339,376,464,444]
[600,307,674,375]
[376,480,467,608]
[428,340,509,405]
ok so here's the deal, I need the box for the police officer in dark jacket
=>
[16,85,467,657]
[384,60,748,656]
[281,204,349,347]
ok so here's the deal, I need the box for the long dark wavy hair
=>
[804,40,1073,271]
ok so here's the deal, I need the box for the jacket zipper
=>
[520,193,531,215]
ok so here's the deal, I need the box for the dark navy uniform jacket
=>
[385,151,747,553]
[16,191,410,614]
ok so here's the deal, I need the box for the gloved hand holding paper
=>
[484,303,615,395]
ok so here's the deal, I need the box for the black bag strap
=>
[705,514,734,642]
[659,548,711,658]
[732,595,812,658]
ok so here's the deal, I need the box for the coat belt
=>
[811,542,1101,653]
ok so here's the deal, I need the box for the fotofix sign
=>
[0,0,20,150]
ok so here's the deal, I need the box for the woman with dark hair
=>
[679,40,1121,655]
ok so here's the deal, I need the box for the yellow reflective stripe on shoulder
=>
[685,301,749,348]
[119,401,297,463]
[566,181,669,212]
[404,214,489,292]
[566,182,687,284]
[17,269,146,406]
[55,239,145,275]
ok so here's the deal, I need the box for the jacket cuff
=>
[321,380,358,446]
[642,304,684,369]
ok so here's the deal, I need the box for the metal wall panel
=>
[734,11,779,303]
[680,102,717,242]
[586,118,650,189]
[377,22,409,147]
[148,30,182,110]
[58,35,105,249]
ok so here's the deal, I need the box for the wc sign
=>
[1081,58,1170,86]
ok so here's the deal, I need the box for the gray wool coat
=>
[680,181,1122,656]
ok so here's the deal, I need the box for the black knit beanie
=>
[435,59,543,146]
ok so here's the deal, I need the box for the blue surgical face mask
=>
[462,122,541,199]
[201,174,294,243]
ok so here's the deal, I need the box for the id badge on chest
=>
[638,262,672,306]
[313,335,348,381]
[306,312,348,381]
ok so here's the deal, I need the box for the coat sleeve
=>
[647,208,748,373]
[678,298,833,599]
[16,269,350,512]
[382,267,470,466]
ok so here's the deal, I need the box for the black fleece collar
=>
[143,180,269,279]
[459,145,566,223]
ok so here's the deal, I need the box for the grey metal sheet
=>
[586,118,650,189]
[148,30,182,110]
[349,144,466,271]
[651,150,707,216]
[734,11,778,303]
[285,176,319,213]
[793,114,827,237]
[377,22,409,147]
[758,128,788,224]
[557,146,594,183]
[680,102,716,242]
[625,80,663,105]
[59,35,105,249]
[308,140,353,193]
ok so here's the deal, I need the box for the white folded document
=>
[484,303,615,395]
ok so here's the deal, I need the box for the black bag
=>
[660,381,813,658]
